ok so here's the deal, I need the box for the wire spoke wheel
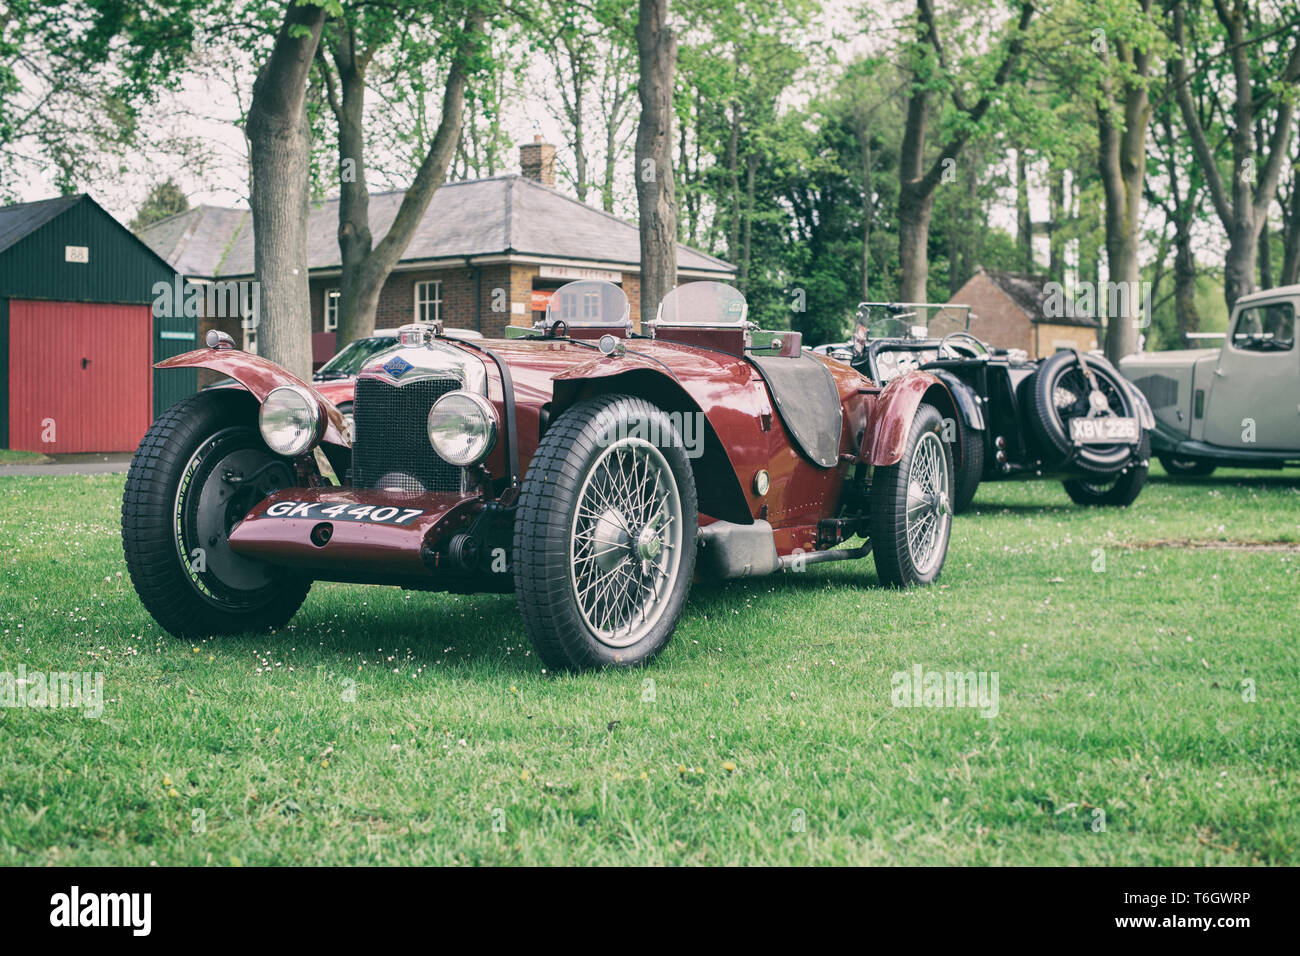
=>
[514,395,698,670]
[871,403,954,587]
[569,437,683,648]
[903,431,950,576]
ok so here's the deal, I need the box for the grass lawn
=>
[0,464,1296,865]
[0,449,50,465]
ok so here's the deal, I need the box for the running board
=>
[697,519,871,579]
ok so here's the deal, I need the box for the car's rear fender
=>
[157,347,350,447]
[551,363,753,524]
[926,368,984,432]
[863,371,962,467]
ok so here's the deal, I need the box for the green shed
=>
[0,194,196,452]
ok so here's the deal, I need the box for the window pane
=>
[1233,303,1295,352]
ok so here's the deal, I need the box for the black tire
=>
[122,390,311,638]
[871,403,954,587]
[1023,351,1144,479]
[1063,465,1148,506]
[513,394,698,670]
[952,428,984,514]
[1158,454,1216,478]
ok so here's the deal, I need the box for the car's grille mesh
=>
[352,377,463,493]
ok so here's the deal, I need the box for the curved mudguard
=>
[862,370,960,467]
[156,347,350,447]
[926,368,985,432]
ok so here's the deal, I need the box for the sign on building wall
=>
[538,265,622,284]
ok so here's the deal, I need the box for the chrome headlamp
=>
[427,390,498,466]
[259,385,322,457]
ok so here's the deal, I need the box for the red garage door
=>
[8,300,152,453]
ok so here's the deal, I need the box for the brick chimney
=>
[519,135,556,188]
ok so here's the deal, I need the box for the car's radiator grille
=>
[352,377,463,493]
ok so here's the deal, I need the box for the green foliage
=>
[129,178,189,233]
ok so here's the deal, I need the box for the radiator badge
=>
[383,355,413,379]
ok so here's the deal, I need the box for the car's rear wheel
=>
[513,395,698,670]
[1063,466,1148,506]
[122,390,311,638]
[871,403,953,587]
[952,428,984,514]
[1158,454,1216,477]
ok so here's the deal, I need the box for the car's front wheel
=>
[121,390,311,637]
[870,403,954,586]
[513,395,698,670]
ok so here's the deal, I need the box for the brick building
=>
[949,268,1101,358]
[142,139,734,373]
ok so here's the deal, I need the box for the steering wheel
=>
[937,331,988,359]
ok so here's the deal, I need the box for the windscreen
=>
[656,282,748,327]
[543,280,631,329]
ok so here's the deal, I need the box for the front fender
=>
[863,371,958,467]
[551,351,665,384]
[157,348,350,447]
[550,359,754,524]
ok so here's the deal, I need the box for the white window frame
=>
[324,287,340,332]
[414,280,442,324]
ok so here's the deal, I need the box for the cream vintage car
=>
[1120,285,1299,476]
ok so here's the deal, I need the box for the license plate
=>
[1069,416,1139,444]
[260,501,426,525]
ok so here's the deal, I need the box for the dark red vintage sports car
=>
[122,280,961,669]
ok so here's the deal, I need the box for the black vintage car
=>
[817,303,1155,511]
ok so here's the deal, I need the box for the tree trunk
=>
[569,49,589,203]
[246,0,327,379]
[1260,220,1273,289]
[1282,178,1300,287]
[739,149,757,294]
[1173,213,1200,342]
[897,0,1034,304]
[860,134,872,299]
[331,12,483,346]
[324,28,374,353]
[1048,166,1065,282]
[725,103,740,265]
[1017,149,1033,272]
[1223,225,1258,308]
[898,185,934,304]
[635,0,678,322]
[898,80,930,304]
[1171,0,1300,311]
[1096,1,1152,363]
